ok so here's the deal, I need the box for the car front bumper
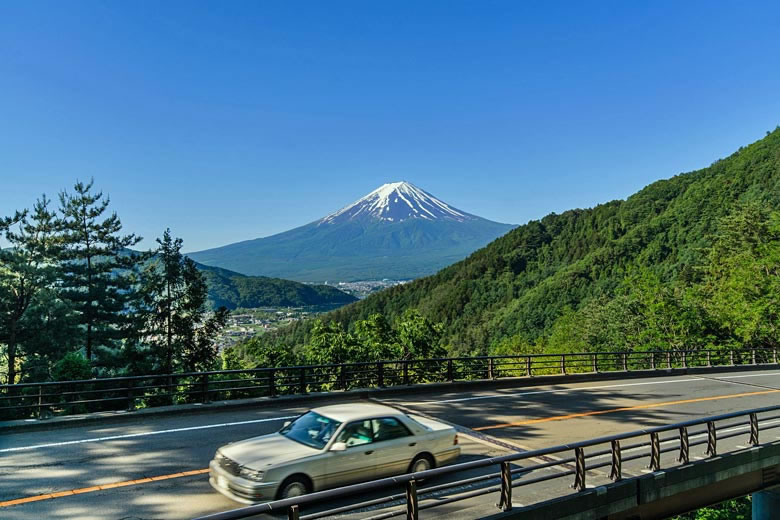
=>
[209,459,279,504]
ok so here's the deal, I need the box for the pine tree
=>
[58,179,143,365]
[0,197,60,384]
[141,229,228,374]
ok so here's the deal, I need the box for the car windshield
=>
[280,411,342,450]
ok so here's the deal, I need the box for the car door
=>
[371,417,417,478]
[324,420,377,488]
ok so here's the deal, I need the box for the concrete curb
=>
[1,363,776,434]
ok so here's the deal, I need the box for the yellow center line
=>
[0,468,209,508]
[473,388,780,431]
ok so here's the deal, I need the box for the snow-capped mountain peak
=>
[320,181,474,224]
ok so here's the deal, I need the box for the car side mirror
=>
[330,442,347,452]
[283,421,291,428]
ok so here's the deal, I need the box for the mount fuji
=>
[188,182,515,282]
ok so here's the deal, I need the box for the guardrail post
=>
[339,365,347,390]
[269,369,276,398]
[622,352,628,371]
[498,461,512,511]
[609,440,622,481]
[300,368,308,394]
[126,379,134,411]
[572,447,586,491]
[752,349,757,365]
[288,504,299,520]
[200,373,210,404]
[648,431,661,471]
[750,413,759,446]
[678,426,689,464]
[37,384,43,420]
[706,350,712,367]
[560,355,566,375]
[682,350,688,368]
[650,351,655,370]
[403,361,410,386]
[706,421,717,457]
[405,480,419,520]
[667,351,672,369]
[592,353,598,373]
[377,362,385,387]
[447,359,454,382]
[526,356,532,377]
[488,357,494,380]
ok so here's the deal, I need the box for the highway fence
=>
[192,403,780,520]
[0,347,777,421]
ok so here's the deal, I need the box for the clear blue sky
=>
[2,1,779,252]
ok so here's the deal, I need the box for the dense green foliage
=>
[197,263,357,310]
[227,309,446,369]
[252,129,780,359]
[0,182,229,385]
[673,496,751,520]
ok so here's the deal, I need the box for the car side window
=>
[336,420,374,447]
[372,417,412,442]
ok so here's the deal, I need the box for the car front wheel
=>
[278,476,310,499]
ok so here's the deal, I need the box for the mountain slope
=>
[264,129,780,354]
[195,263,357,310]
[188,182,515,281]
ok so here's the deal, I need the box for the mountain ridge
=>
[194,262,357,310]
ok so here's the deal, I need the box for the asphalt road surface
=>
[2,368,780,520]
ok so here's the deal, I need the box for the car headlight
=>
[239,467,265,482]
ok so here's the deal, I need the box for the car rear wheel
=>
[409,454,435,476]
[278,476,310,499]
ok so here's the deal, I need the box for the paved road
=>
[2,368,779,520]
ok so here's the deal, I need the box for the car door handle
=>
[365,450,374,455]
[408,442,417,447]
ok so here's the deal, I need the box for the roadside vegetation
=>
[249,128,780,365]
[674,496,751,520]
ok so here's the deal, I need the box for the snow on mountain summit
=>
[320,181,474,225]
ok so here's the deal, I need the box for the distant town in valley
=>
[214,278,410,350]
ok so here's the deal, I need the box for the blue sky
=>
[1,1,779,252]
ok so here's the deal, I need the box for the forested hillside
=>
[245,129,780,363]
[197,263,357,309]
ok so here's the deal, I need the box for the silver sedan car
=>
[209,403,460,503]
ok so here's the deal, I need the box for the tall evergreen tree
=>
[141,229,228,374]
[58,179,143,364]
[0,197,60,384]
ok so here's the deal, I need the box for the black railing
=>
[0,347,777,421]
[193,404,780,520]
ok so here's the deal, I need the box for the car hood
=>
[219,433,320,469]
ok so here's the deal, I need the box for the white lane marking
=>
[0,415,297,453]
[711,372,780,380]
[402,378,704,404]
[401,371,780,405]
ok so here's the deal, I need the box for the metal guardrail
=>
[193,404,780,520]
[0,347,777,421]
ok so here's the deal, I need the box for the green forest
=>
[198,263,356,310]
[240,128,780,367]
[0,181,231,385]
